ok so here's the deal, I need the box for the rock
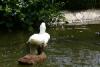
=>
[18,52,47,65]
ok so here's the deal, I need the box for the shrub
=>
[0,0,63,31]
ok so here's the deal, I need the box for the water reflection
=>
[48,48,100,67]
[1,40,100,67]
[0,25,100,67]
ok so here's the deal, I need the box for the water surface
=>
[0,24,100,67]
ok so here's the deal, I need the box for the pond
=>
[0,24,100,67]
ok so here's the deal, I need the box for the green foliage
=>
[0,0,63,31]
[1,0,99,31]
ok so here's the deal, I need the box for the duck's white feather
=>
[28,22,50,47]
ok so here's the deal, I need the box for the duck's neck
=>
[40,28,46,34]
[39,22,46,34]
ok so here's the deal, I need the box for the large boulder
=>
[18,52,47,65]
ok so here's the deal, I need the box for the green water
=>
[0,24,100,67]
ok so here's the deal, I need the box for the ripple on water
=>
[48,55,72,65]
[47,48,100,67]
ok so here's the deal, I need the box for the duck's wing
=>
[42,33,50,43]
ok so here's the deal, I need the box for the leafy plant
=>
[0,0,63,31]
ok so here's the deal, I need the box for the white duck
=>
[27,22,50,54]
